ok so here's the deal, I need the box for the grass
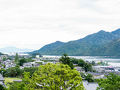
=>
[4,77,22,88]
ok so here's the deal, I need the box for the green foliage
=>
[1,66,38,77]
[84,74,94,82]
[78,59,86,67]
[18,58,27,66]
[4,66,23,77]
[91,61,95,66]
[18,58,34,66]
[23,67,38,76]
[9,63,84,90]
[97,73,120,90]
[0,84,6,90]
[59,54,74,69]
[80,72,85,78]
[0,68,7,76]
[71,58,93,72]
[97,61,108,66]
[15,53,19,63]
[83,63,92,72]
[80,73,94,82]
[9,82,24,90]
[3,57,7,61]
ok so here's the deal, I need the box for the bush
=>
[0,84,6,90]
[84,74,94,82]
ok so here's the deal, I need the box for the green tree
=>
[84,74,94,82]
[91,61,95,66]
[3,57,7,61]
[9,82,24,90]
[9,63,84,90]
[59,54,74,69]
[15,53,19,63]
[0,84,6,90]
[4,66,23,77]
[23,67,38,76]
[18,58,27,66]
[83,63,92,72]
[78,59,85,67]
[97,73,120,90]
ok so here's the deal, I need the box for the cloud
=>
[0,0,119,49]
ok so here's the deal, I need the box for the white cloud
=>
[0,0,120,49]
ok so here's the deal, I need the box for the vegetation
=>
[4,77,22,88]
[9,63,84,90]
[3,57,7,61]
[83,63,92,72]
[71,58,93,72]
[18,58,34,66]
[2,66,22,77]
[9,82,24,90]
[15,53,19,63]
[84,74,94,82]
[59,54,74,69]
[0,66,38,77]
[80,72,94,82]
[97,61,108,66]
[23,67,38,76]
[97,73,120,90]
[0,84,6,90]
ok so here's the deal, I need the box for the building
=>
[83,81,98,90]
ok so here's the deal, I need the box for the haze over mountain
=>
[32,29,120,56]
[0,47,34,54]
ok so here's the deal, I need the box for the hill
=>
[32,29,120,56]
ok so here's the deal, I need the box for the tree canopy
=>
[9,63,84,90]
[71,58,93,72]
[59,54,74,69]
[15,53,19,63]
[97,73,120,90]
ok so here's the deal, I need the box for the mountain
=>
[32,29,120,56]
[111,28,120,36]
[0,52,4,55]
[98,39,120,56]
[0,47,34,54]
[31,41,64,55]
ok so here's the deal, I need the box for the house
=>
[2,60,16,69]
[75,66,84,72]
[23,62,34,67]
[83,80,98,90]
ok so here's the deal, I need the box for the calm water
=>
[43,55,120,67]
[70,56,120,62]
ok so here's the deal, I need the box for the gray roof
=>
[13,80,22,82]
[83,81,98,90]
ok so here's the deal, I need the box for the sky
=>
[0,0,120,50]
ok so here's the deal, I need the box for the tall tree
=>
[15,53,19,63]
[59,54,74,69]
